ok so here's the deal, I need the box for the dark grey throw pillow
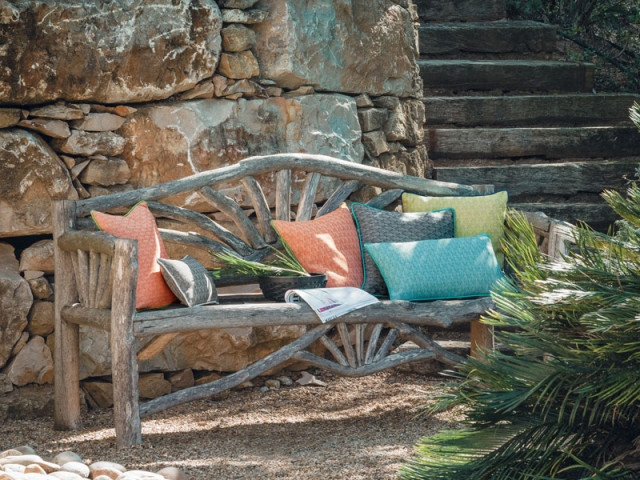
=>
[351,203,455,296]
[157,256,218,307]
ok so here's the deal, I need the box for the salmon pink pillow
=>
[91,201,177,310]
[271,204,363,288]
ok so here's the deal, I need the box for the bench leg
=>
[53,201,81,430]
[111,239,142,448]
[470,319,494,358]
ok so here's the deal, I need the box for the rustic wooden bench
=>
[52,153,569,449]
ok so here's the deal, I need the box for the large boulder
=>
[253,0,422,97]
[77,325,307,378]
[118,94,364,210]
[0,243,32,369]
[0,129,77,237]
[0,0,222,105]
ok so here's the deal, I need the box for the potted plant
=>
[211,244,327,301]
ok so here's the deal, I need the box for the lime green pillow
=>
[402,191,508,264]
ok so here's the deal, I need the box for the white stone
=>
[5,336,54,386]
[0,243,32,368]
[0,130,77,237]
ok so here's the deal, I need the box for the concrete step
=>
[417,0,506,22]
[424,93,640,127]
[419,21,557,58]
[426,126,640,159]
[420,60,594,93]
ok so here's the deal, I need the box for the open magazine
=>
[284,286,379,323]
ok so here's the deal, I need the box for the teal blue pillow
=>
[364,234,503,301]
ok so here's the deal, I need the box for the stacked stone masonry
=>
[0,0,427,405]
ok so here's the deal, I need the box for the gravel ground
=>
[1,371,464,479]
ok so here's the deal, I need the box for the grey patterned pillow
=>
[351,203,455,296]
[157,256,218,307]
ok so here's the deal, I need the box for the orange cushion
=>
[272,204,363,288]
[91,202,177,310]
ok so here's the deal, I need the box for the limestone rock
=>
[10,332,28,358]
[0,129,77,237]
[222,79,266,98]
[383,98,426,146]
[167,368,195,392]
[220,0,260,8]
[221,8,268,23]
[0,454,59,473]
[218,51,260,79]
[0,243,32,368]
[82,381,113,409]
[254,0,422,96]
[27,275,54,300]
[17,118,71,139]
[6,336,54,386]
[91,105,138,117]
[362,130,390,157]
[221,24,257,52]
[117,95,364,211]
[88,462,127,479]
[71,113,126,132]
[179,81,215,100]
[27,301,54,337]
[378,144,430,178]
[53,452,83,467]
[78,157,131,186]
[355,94,374,108]
[0,1,223,105]
[0,373,13,394]
[0,108,22,128]
[59,461,90,479]
[50,470,86,480]
[138,373,171,399]
[358,107,388,132]
[155,467,189,480]
[51,130,126,157]
[29,104,85,121]
[19,240,55,274]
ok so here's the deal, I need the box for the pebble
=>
[264,379,280,389]
[0,449,189,480]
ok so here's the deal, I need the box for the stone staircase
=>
[416,0,640,231]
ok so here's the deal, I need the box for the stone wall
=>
[0,0,427,405]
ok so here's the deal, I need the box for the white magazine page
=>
[285,287,379,323]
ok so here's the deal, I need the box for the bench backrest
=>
[55,153,483,310]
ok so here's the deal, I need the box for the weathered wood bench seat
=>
[52,153,566,449]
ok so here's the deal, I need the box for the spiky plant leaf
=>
[401,179,640,479]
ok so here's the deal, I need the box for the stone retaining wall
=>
[0,0,427,406]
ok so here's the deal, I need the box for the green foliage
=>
[507,0,640,92]
[400,197,640,478]
[211,243,309,278]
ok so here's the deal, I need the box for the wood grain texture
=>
[110,239,142,448]
[74,153,480,216]
[53,201,81,431]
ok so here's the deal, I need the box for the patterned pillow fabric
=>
[91,201,177,310]
[364,234,504,301]
[157,256,218,307]
[271,204,363,288]
[351,203,454,296]
[402,191,508,264]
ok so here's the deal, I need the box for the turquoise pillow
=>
[364,234,503,301]
[351,203,454,296]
